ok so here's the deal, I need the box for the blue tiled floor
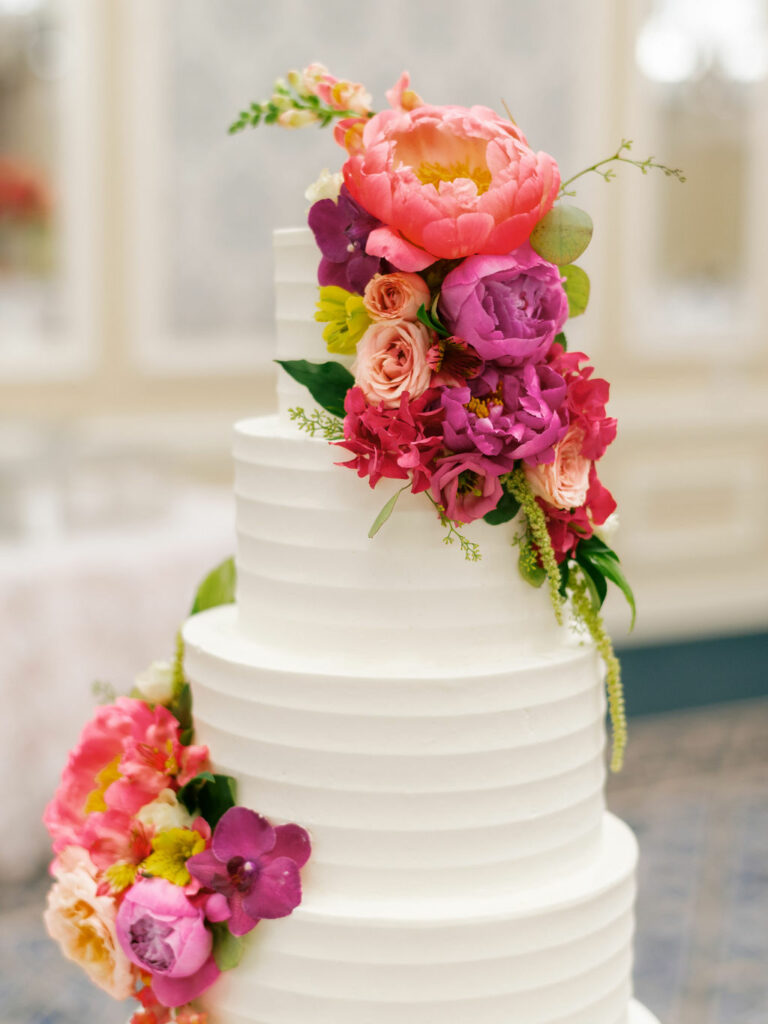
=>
[3,698,767,1024]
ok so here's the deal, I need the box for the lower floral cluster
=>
[43,660,310,1022]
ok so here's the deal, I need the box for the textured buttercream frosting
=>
[182,228,656,1023]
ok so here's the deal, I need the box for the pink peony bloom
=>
[44,846,136,1000]
[430,452,505,524]
[354,318,434,407]
[336,386,444,492]
[363,271,431,322]
[187,807,311,938]
[524,425,590,510]
[44,698,210,855]
[342,102,559,270]
[116,877,218,1007]
[439,247,568,366]
[547,343,617,461]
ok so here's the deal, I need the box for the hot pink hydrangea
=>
[336,386,444,491]
[342,97,560,270]
[44,698,209,854]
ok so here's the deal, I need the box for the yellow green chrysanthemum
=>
[315,285,371,354]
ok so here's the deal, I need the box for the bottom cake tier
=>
[200,814,638,1024]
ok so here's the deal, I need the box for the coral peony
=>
[336,387,444,491]
[430,453,505,524]
[342,99,559,270]
[187,807,311,938]
[441,362,568,468]
[363,271,431,322]
[116,877,218,1007]
[439,247,568,366]
[524,425,591,510]
[44,846,136,999]
[354,318,434,407]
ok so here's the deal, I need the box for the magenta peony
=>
[441,362,568,468]
[342,100,559,270]
[430,453,505,524]
[354,318,434,407]
[186,807,311,938]
[116,877,218,1007]
[439,247,568,366]
[336,386,444,492]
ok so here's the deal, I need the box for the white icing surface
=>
[183,228,646,1023]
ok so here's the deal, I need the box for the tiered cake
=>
[182,228,660,1024]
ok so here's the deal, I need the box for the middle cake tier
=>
[184,606,607,904]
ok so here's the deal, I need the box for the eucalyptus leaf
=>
[276,359,354,418]
[191,558,236,616]
[368,486,408,539]
[211,923,244,971]
[530,204,594,265]
[483,491,521,526]
[560,265,591,317]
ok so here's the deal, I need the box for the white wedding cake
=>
[182,229,661,1024]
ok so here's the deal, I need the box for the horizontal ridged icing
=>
[199,815,636,1024]
[233,416,570,670]
[184,605,606,902]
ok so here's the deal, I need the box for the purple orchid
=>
[441,361,569,468]
[186,807,311,937]
[308,185,386,293]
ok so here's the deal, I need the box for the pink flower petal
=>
[243,858,302,920]
[365,226,434,271]
[263,824,312,870]
[151,955,220,1008]
[212,808,275,863]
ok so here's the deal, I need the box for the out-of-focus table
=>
[0,488,233,881]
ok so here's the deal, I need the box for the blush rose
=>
[524,426,590,509]
[354,319,434,407]
[363,272,431,322]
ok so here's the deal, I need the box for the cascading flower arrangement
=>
[231,64,685,772]
[43,568,310,1024]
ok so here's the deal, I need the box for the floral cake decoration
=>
[230,64,684,772]
[43,570,306,1023]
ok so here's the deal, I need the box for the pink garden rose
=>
[439,247,568,366]
[342,99,560,270]
[363,271,431,321]
[44,846,136,1000]
[525,425,590,510]
[430,453,505,524]
[354,319,434,407]
[544,466,618,562]
[116,877,218,1007]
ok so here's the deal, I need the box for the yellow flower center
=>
[416,160,492,195]
[163,738,179,777]
[139,828,207,887]
[83,755,123,815]
[105,862,138,893]
[465,382,505,419]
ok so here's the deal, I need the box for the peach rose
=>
[44,846,135,999]
[354,319,434,408]
[524,425,590,509]
[363,272,431,322]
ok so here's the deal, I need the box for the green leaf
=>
[554,331,568,352]
[575,552,608,611]
[558,559,571,599]
[191,557,236,616]
[560,265,590,317]
[483,490,521,526]
[518,549,546,588]
[169,682,193,734]
[177,772,237,827]
[276,359,354,418]
[575,538,636,630]
[416,303,449,339]
[211,923,244,971]
[530,204,594,265]
[368,486,408,539]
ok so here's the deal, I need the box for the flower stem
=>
[171,629,185,697]
[558,138,686,197]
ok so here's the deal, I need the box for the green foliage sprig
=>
[229,74,372,135]
[171,629,186,697]
[569,569,627,772]
[289,406,345,440]
[507,469,564,624]
[427,494,482,562]
[559,138,686,198]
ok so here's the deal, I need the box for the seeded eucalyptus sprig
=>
[558,138,686,198]
[229,73,372,134]
[427,494,482,562]
[289,406,345,440]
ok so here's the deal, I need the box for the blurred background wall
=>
[1,0,767,879]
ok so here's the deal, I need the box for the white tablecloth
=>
[1,489,233,881]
